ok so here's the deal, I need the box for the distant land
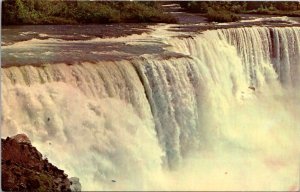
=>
[2,1,176,25]
[179,1,300,22]
[2,1,300,25]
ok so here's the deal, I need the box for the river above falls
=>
[2,14,300,67]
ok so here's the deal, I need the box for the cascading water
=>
[2,26,300,190]
[220,27,300,88]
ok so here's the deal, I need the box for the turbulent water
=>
[2,26,300,190]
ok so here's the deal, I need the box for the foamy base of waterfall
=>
[2,77,299,191]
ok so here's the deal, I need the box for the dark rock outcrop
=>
[2,134,73,191]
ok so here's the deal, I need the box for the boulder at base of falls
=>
[1,134,80,191]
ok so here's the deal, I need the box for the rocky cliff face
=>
[1,134,78,191]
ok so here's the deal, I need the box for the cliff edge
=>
[1,134,80,191]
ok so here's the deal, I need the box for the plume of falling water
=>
[2,26,300,190]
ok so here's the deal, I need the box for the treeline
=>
[179,1,300,22]
[2,0,177,25]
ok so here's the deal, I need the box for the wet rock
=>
[1,134,77,191]
[26,178,40,189]
[11,133,31,144]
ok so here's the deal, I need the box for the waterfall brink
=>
[2,61,154,117]
[169,26,300,89]
[220,27,300,88]
[2,26,300,190]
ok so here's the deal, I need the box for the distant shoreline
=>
[2,1,177,25]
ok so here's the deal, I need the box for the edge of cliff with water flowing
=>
[2,18,300,190]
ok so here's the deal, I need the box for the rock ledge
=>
[1,134,76,191]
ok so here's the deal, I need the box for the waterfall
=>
[168,26,300,89]
[220,27,300,87]
[2,26,300,190]
[2,62,162,190]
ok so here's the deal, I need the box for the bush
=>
[2,0,177,25]
[183,1,209,13]
[121,2,176,23]
[207,8,241,22]
[179,1,300,19]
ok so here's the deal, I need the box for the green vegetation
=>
[241,1,300,17]
[3,1,299,24]
[2,0,177,25]
[207,8,240,23]
[178,1,241,22]
[179,1,300,22]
